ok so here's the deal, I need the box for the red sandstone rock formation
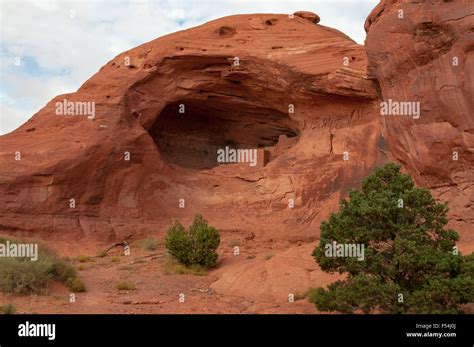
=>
[0,4,471,249]
[0,12,381,242]
[365,0,474,248]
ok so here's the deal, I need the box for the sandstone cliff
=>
[365,0,474,248]
[0,3,471,250]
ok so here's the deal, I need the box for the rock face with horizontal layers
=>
[365,0,474,249]
[0,3,472,250]
[0,12,382,242]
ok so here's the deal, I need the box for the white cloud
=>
[0,0,377,135]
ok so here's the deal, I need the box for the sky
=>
[0,0,377,135]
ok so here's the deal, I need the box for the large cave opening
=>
[148,98,299,169]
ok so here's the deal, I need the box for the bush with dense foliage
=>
[165,214,220,268]
[0,237,84,294]
[312,163,474,313]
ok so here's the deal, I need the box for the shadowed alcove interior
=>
[148,98,300,169]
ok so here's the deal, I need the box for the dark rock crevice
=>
[148,98,299,169]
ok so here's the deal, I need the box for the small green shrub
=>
[0,238,82,295]
[165,214,220,268]
[307,288,320,304]
[1,303,16,314]
[172,263,189,274]
[293,288,317,301]
[137,236,159,251]
[165,222,192,264]
[162,255,207,276]
[53,258,77,282]
[67,278,86,293]
[188,264,207,276]
[116,281,136,291]
[0,257,53,294]
[162,256,182,275]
